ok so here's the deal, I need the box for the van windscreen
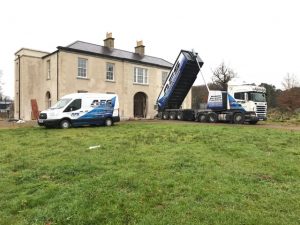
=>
[51,98,72,109]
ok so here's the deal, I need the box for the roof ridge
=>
[68,40,172,63]
[66,40,81,47]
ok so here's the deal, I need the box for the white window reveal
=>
[78,58,87,78]
[47,60,51,79]
[106,63,114,81]
[134,67,148,84]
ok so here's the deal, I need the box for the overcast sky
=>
[1,0,299,98]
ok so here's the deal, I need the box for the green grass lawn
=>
[0,122,299,225]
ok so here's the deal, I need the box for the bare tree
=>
[211,62,237,91]
[282,73,299,90]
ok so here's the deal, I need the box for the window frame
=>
[77,58,88,78]
[106,63,115,81]
[47,60,51,79]
[134,67,148,85]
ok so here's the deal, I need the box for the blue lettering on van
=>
[71,112,80,117]
[78,97,116,120]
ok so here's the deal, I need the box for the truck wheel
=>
[162,112,169,120]
[233,113,245,124]
[60,119,71,129]
[169,112,176,120]
[157,112,163,119]
[177,112,183,120]
[198,114,207,122]
[207,113,218,123]
[105,118,113,126]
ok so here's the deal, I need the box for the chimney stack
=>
[135,40,145,56]
[104,32,114,48]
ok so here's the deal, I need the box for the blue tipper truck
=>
[156,50,203,121]
[156,50,267,124]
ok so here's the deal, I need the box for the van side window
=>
[64,99,82,112]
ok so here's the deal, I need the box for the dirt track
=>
[0,119,299,131]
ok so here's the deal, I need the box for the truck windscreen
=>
[248,92,266,102]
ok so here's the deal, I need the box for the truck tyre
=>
[105,118,113,126]
[60,119,71,129]
[207,113,218,123]
[198,113,207,122]
[233,113,245,124]
[169,112,176,120]
[157,112,163,119]
[162,112,169,120]
[177,112,183,120]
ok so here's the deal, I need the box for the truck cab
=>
[227,84,267,122]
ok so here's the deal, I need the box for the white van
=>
[38,93,120,128]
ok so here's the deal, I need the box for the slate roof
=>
[57,41,172,69]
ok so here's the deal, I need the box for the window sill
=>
[106,79,116,83]
[133,82,149,86]
[77,77,89,80]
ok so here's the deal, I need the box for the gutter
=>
[57,46,172,70]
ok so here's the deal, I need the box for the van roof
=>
[61,93,117,99]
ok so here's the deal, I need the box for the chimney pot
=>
[104,32,114,48]
[106,32,112,38]
[135,40,145,56]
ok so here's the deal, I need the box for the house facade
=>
[14,33,192,120]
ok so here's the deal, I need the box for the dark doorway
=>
[134,92,147,118]
[45,91,51,108]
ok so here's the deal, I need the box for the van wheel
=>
[207,113,218,123]
[60,119,71,129]
[233,113,245,124]
[105,118,113,126]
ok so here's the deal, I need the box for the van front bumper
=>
[37,119,60,127]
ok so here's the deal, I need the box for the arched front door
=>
[134,92,147,118]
